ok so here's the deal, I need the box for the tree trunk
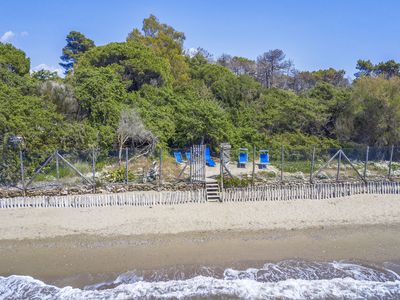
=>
[118,145,123,165]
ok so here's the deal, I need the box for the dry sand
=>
[0,194,399,240]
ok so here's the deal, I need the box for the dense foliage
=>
[2,15,400,181]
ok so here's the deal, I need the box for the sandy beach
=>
[0,194,400,291]
[0,194,399,240]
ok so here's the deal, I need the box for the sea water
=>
[1,260,400,299]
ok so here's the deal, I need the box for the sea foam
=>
[1,260,400,299]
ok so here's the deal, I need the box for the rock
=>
[0,181,204,199]
[293,172,305,180]
[392,169,400,176]
[317,172,329,179]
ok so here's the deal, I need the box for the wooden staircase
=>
[205,181,221,202]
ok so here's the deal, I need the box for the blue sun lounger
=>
[259,149,269,169]
[238,148,248,168]
[174,151,184,164]
[185,151,191,161]
[205,147,216,167]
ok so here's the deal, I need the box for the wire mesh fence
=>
[218,145,400,186]
[1,144,400,195]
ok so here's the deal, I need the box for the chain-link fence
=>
[1,144,400,194]
[219,145,400,186]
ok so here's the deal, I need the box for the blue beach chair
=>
[174,151,184,164]
[259,149,269,169]
[205,147,216,167]
[238,148,248,168]
[185,151,191,161]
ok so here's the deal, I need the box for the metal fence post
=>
[220,146,224,194]
[388,145,394,179]
[336,149,342,181]
[55,150,60,180]
[280,145,284,182]
[92,148,96,192]
[252,145,256,186]
[363,146,369,179]
[19,149,26,196]
[159,148,163,189]
[190,146,193,184]
[310,146,315,183]
[203,144,206,183]
[125,147,129,184]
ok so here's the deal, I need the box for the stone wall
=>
[0,182,204,198]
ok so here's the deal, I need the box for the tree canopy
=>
[355,59,400,79]
[0,43,30,76]
[60,31,95,73]
[2,15,400,180]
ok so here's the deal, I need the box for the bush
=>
[104,167,135,183]
[217,175,252,188]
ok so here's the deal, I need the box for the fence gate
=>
[190,144,206,183]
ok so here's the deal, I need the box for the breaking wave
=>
[1,260,400,299]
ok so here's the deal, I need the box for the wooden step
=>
[206,181,221,202]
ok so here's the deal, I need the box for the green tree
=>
[306,82,354,141]
[76,41,172,91]
[256,49,289,88]
[190,63,242,107]
[375,60,400,79]
[355,59,400,79]
[32,69,58,81]
[0,78,95,182]
[258,89,327,136]
[0,43,30,76]
[60,31,95,73]
[355,59,375,78]
[293,68,348,91]
[352,76,400,146]
[127,15,188,82]
[73,66,127,148]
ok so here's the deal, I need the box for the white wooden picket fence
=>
[223,181,400,202]
[0,189,206,208]
[0,181,399,209]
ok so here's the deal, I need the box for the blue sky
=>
[1,0,399,77]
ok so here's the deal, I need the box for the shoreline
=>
[1,225,400,288]
[0,194,399,288]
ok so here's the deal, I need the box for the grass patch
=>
[271,160,313,173]
[258,170,277,178]
[216,175,252,188]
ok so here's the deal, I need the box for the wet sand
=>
[0,225,400,288]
